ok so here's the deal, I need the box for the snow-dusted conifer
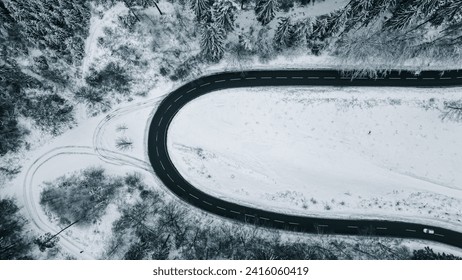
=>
[273,17,294,50]
[254,0,277,25]
[200,23,225,62]
[190,0,213,22]
[292,18,313,47]
[213,0,238,32]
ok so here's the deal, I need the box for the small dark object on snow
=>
[368,131,371,135]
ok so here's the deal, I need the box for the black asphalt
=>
[147,69,462,249]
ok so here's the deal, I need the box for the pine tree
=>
[200,23,225,62]
[213,0,238,33]
[190,0,213,22]
[2,0,91,64]
[255,0,278,25]
[273,17,294,50]
[385,0,445,30]
[292,18,313,47]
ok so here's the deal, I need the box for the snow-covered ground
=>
[168,86,462,231]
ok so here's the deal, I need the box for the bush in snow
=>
[22,93,74,136]
[85,62,131,95]
[40,167,124,225]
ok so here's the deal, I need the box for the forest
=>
[36,168,462,260]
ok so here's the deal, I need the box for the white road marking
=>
[376,227,387,230]
[230,210,241,215]
[261,76,273,79]
[307,76,320,79]
[405,229,416,232]
[260,217,270,221]
[406,77,418,80]
[245,214,255,218]
[189,193,199,200]
[230,78,241,81]
[174,95,182,102]
[156,146,159,156]
[214,79,226,83]
[160,161,165,170]
[291,76,303,79]
[155,132,158,141]
[457,76,462,79]
[435,233,445,237]
[423,77,435,80]
[274,220,285,224]
[389,77,401,80]
[348,225,359,229]
[216,206,226,211]
[166,104,172,111]
[289,222,300,225]
[186,88,196,93]
[440,77,451,80]
[200,82,211,87]
[166,174,174,182]
[202,200,212,206]
[177,185,185,192]
[324,77,336,79]
[245,77,257,80]
[276,76,287,79]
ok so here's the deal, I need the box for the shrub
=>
[85,62,131,94]
[75,86,111,115]
[22,94,74,135]
[40,167,124,225]
[169,56,201,81]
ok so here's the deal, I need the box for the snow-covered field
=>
[168,86,462,230]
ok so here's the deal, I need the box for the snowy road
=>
[148,69,462,249]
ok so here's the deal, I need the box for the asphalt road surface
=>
[147,69,462,249]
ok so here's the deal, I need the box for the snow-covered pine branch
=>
[213,0,238,33]
[273,17,294,50]
[190,0,213,22]
[200,22,225,62]
[255,0,278,25]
